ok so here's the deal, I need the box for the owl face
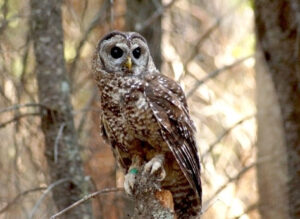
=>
[96,31,154,76]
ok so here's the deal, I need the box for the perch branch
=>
[50,187,124,219]
[130,165,175,218]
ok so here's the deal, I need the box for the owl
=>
[93,31,202,218]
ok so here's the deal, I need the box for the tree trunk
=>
[30,0,92,218]
[125,0,162,70]
[255,0,300,218]
[256,48,289,219]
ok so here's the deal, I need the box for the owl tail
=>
[163,176,201,218]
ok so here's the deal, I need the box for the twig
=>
[201,114,255,160]
[0,112,40,129]
[69,0,110,80]
[50,187,124,219]
[135,0,177,31]
[186,54,253,98]
[184,18,221,67]
[54,123,66,163]
[201,198,220,215]
[76,88,98,136]
[183,0,248,68]
[0,103,44,114]
[29,178,71,219]
[109,0,114,30]
[206,163,256,205]
[0,187,46,214]
[206,154,274,205]
[232,202,258,219]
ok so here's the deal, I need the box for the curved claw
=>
[143,155,166,181]
[124,172,136,195]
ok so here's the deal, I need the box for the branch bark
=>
[30,0,92,218]
[131,168,175,219]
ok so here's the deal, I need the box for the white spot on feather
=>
[136,94,147,109]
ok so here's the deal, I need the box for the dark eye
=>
[132,47,141,59]
[110,46,123,59]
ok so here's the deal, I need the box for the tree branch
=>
[135,0,177,32]
[201,114,255,160]
[0,103,45,114]
[29,178,71,219]
[50,188,124,219]
[0,187,46,214]
[187,55,253,98]
[0,112,40,129]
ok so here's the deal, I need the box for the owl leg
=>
[143,154,166,181]
[124,155,142,195]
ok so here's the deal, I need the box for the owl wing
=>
[144,72,202,201]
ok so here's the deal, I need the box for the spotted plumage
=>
[93,31,202,218]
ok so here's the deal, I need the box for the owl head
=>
[93,31,157,78]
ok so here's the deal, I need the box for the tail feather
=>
[163,175,201,218]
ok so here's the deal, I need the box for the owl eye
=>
[110,46,123,59]
[132,47,141,59]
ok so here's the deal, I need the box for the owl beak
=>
[124,56,132,70]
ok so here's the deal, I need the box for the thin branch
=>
[206,155,274,205]
[183,0,248,68]
[184,18,221,67]
[0,187,46,214]
[50,187,124,219]
[186,54,253,98]
[54,122,66,163]
[77,88,98,136]
[206,163,256,205]
[109,0,114,30]
[69,0,110,79]
[0,112,40,129]
[201,114,255,160]
[232,202,258,219]
[0,103,44,114]
[135,0,177,31]
[29,178,71,219]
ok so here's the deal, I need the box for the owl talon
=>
[143,155,166,181]
[124,171,136,196]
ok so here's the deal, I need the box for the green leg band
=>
[129,168,138,175]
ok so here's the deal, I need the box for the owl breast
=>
[99,75,167,158]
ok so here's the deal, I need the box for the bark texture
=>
[256,48,289,219]
[131,167,174,219]
[255,0,300,218]
[30,0,92,218]
[125,0,162,70]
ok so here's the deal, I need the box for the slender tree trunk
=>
[255,0,300,218]
[125,0,162,70]
[256,48,289,219]
[30,0,92,218]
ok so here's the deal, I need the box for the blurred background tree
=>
[255,0,300,218]
[1,0,298,218]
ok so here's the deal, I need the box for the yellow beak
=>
[124,57,132,70]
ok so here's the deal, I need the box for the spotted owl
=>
[93,31,202,218]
